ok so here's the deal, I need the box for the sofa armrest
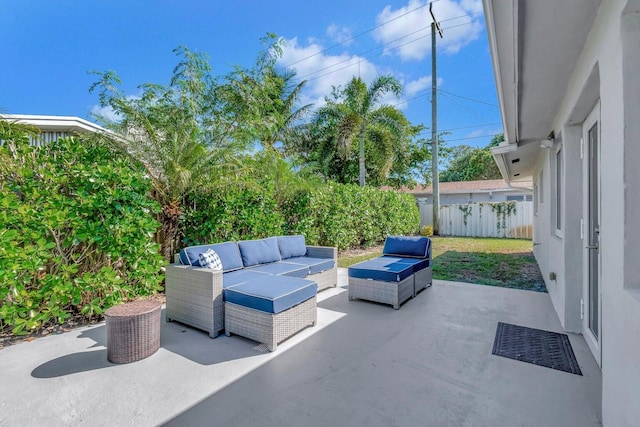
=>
[165,264,224,338]
[306,245,337,260]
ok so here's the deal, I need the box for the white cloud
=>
[90,104,120,122]
[90,94,140,123]
[326,24,354,46]
[279,37,379,109]
[405,75,431,96]
[373,0,484,60]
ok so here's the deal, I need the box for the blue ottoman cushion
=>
[382,256,430,271]
[224,276,317,314]
[286,257,336,275]
[382,236,431,259]
[222,270,272,288]
[179,242,244,272]
[248,261,309,278]
[348,257,415,282]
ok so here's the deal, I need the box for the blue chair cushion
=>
[222,270,272,288]
[179,242,243,272]
[382,236,431,259]
[224,276,317,314]
[247,261,309,278]
[348,257,415,282]
[238,237,282,267]
[277,235,308,259]
[286,257,335,275]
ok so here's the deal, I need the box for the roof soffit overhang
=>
[483,0,601,182]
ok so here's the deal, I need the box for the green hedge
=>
[182,182,419,251]
[0,137,164,335]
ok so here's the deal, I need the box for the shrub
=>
[181,182,285,246]
[421,225,434,236]
[0,137,164,335]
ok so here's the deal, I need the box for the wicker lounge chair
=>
[348,236,432,309]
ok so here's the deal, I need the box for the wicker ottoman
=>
[105,299,162,364]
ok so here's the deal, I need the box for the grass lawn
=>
[338,236,546,292]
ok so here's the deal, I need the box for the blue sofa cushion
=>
[286,257,335,275]
[248,261,309,278]
[222,270,272,288]
[382,236,431,259]
[224,276,317,314]
[277,235,307,259]
[179,242,243,272]
[238,237,282,267]
[348,257,415,282]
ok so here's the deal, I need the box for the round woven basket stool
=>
[105,299,162,364]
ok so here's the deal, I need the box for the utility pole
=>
[430,3,443,235]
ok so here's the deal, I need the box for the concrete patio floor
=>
[0,269,601,426]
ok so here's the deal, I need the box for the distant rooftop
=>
[383,179,533,195]
[0,114,107,134]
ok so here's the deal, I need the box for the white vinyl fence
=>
[418,201,533,239]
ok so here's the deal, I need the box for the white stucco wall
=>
[531,1,640,424]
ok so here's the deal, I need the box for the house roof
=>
[384,179,532,196]
[0,114,108,134]
[483,0,601,182]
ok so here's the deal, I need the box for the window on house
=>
[534,182,539,215]
[555,147,562,232]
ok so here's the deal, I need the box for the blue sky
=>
[0,0,502,149]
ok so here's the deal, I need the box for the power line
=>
[438,89,498,107]
[287,10,483,81]
[299,19,479,83]
[284,1,433,68]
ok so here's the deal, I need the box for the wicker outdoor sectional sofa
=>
[348,236,432,309]
[165,235,337,351]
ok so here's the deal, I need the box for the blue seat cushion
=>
[247,261,309,278]
[224,276,317,314]
[179,242,243,272]
[382,236,431,259]
[381,256,430,271]
[222,270,272,288]
[286,256,335,275]
[277,235,308,259]
[348,257,415,282]
[238,237,282,267]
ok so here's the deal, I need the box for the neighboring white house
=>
[392,179,532,205]
[484,0,640,424]
[0,114,108,144]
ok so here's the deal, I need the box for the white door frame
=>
[582,101,602,366]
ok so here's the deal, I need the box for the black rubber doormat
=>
[492,322,582,375]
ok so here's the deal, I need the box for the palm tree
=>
[315,76,403,186]
[86,48,237,261]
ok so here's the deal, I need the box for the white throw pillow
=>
[199,249,223,270]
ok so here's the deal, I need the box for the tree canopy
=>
[440,134,503,182]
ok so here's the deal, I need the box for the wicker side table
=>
[105,299,162,364]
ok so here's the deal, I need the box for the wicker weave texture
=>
[105,300,162,364]
[309,268,337,292]
[165,264,223,338]
[414,267,433,294]
[348,275,414,309]
[224,296,317,351]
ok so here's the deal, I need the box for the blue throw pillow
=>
[179,242,243,272]
[277,235,307,259]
